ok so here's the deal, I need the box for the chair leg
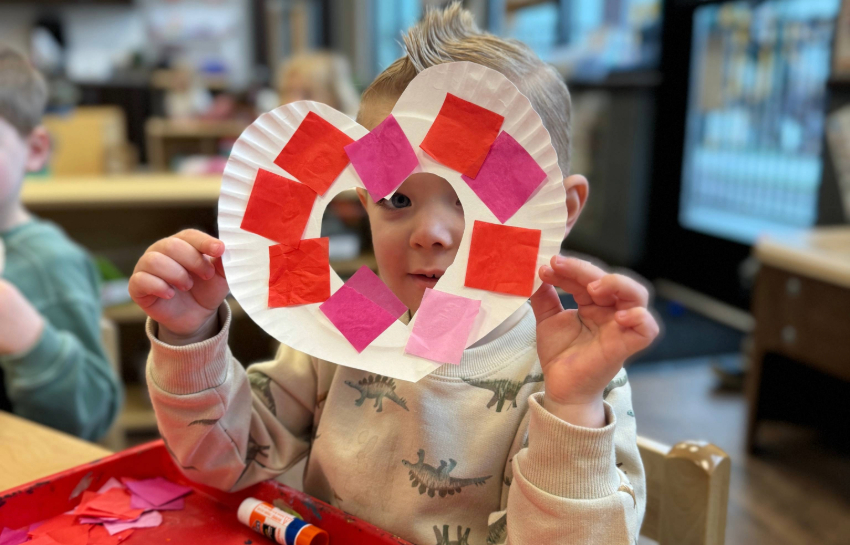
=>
[744,345,766,454]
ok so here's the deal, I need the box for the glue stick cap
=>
[291,522,328,545]
[237,497,264,527]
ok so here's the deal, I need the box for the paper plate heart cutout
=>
[218,61,567,382]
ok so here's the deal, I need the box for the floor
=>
[629,356,850,545]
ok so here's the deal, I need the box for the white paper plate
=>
[219,61,566,382]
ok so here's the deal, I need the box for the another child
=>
[133,5,657,543]
[276,51,360,118]
[0,45,122,440]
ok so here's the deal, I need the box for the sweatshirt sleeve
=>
[0,283,122,442]
[489,369,645,544]
[146,302,319,492]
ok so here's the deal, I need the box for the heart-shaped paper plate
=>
[218,61,566,382]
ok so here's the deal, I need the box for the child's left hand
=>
[529,256,659,426]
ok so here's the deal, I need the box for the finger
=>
[539,265,593,305]
[550,256,607,288]
[614,307,660,341]
[529,281,564,324]
[150,236,215,280]
[134,252,194,291]
[212,256,227,279]
[587,273,650,310]
[172,229,224,258]
[129,271,175,306]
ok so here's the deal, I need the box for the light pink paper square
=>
[404,289,481,365]
[461,131,548,223]
[345,266,406,318]
[345,115,419,202]
[103,511,162,536]
[320,285,397,353]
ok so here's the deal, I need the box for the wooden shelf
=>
[22,175,221,209]
[119,383,158,433]
[145,118,249,139]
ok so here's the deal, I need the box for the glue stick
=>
[238,497,328,545]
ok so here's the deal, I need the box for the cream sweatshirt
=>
[146,302,645,544]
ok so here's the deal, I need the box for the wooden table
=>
[0,412,112,491]
[745,226,850,452]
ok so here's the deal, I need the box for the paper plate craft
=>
[218,61,567,382]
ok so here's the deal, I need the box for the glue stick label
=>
[249,502,294,543]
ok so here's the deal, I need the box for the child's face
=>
[359,171,465,315]
[0,118,49,213]
[0,118,29,210]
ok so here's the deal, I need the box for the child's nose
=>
[409,213,457,251]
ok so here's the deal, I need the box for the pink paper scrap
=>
[123,477,191,507]
[130,495,185,511]
[320,285,397,353]
[0,527,29,545]
[461,131,548,224]
[103,511,162,536]
[344,115,419,202]
[96,478,124,494]
[78,516,120,524]
[345,266,406,318]
[404,289,481,365]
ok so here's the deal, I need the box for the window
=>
[679,0,840,244]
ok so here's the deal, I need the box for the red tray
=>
[0,440,412,545]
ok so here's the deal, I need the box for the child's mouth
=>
[409,272,443,288]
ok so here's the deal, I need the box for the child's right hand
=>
[129,230,228,345]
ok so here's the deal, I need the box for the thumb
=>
[529,281,563,324]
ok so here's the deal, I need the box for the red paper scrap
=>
[47,525,90,545]
[88,526,133,545]
[464,221,541,296]
[419,93,504,178]
[28,515,76,538]
[240,168,317,247]
[274,111,354,195]
[268,238,331,307]
[74,489,143,521]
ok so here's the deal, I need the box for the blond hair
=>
[278,51,360,118]
[359,2,572,175]
[0,45,47,137]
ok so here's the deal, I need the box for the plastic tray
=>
[0,440,412,545]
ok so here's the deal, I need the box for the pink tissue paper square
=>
[123,477,191,507]
[320,285,397,353]
[345,266,406,318]
[103,511,162,536]
[461,131,548,223]
[345,115,419,202]
[404,289,481,365]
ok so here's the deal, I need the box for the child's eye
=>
[378,193,412,209]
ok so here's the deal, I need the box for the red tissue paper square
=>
[464,221,541,297]
[419,93,504,178]
[274,111,354,195]
[240,168,316,248]
[268,238,330,307]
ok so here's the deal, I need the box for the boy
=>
[0,45,122,440]
[133,5,658,543]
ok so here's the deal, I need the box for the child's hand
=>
[0,279,45,355]
[529,256,659,426]
[129,230,228,345]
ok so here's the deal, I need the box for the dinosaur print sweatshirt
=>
[146,302,645,544]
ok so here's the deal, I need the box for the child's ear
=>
[563,174,589,233]
[356,188,370,210]
[25,126,51,173]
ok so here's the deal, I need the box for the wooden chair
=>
[638,436,731,545]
